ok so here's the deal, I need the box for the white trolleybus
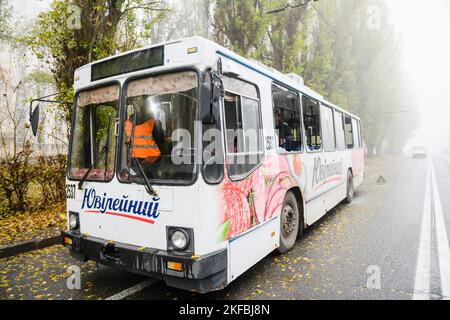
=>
[31,37,364,293]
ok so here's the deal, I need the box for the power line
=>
[265,1,344,44]
[266,0,319,15]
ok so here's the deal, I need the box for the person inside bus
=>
[125,100,171,169]
[274,110,293,151]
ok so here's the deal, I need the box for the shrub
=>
[0,143,36,212]
[0,198,9,219]
[33,154,67,205]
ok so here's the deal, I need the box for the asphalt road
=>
[1,153,449,300]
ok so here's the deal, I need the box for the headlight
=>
[171,230,189,250]
[69,213,79,230]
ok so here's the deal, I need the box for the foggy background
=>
[389,0,450,153]
[4,0,450,154]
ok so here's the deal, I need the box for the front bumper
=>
[61,231,227,293]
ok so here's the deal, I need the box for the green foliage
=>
[302,0,361,109]
[213,0,268,57]
[212,0,417,154]
[24,70,55,87]
[263,0,311,72]
[0,198,9,219]
[0,151,67,215]
[0,0,11,41]
[213,0,311,70]
[34,155,67,205]
[20,0,416,155]
[0,143,36,213]
[24,0,168,126]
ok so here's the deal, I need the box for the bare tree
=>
[0,67,30,160]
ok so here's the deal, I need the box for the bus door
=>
[302,97,327,225]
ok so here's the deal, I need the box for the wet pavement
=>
[1,153,449,300]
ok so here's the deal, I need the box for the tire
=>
[345,170,354,204]
[278,192,300,254]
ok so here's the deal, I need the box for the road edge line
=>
[430,159,450,300]
[413,158,432,300]
[105,279,158,300]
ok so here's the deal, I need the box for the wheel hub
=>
[281,205,297,237]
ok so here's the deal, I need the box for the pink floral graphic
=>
[221,174,255,239]
[219,156,297,241]
[293,155,302,176]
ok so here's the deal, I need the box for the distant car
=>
[411,146,427,159]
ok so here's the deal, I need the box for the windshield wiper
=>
[78,165,94,190]
[127,112,158,197]
[132,157,158,197]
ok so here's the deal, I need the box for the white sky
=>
[387,0,450,149]
[12,0,50,18]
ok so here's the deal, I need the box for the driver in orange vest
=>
[125,104,169,165]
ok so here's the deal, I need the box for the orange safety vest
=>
[125,119,161,161]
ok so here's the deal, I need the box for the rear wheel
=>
[278,192,300,254]
[345,170,354,204]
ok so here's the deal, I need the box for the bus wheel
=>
[345,170,354,204]
[278,192,299,254]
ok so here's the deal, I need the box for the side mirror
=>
[216,58,223,76]
[201,71,223,125]
[200,82,212,123]
[27,90,71,137]
[211,81,222,122]
[30,104,40,137]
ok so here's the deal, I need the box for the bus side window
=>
[224,92,243,154]
[302,97,322,151]
[222,77,263,181]
[320,104,336,152]
[352,118,360,149]
[344,115,354,149]
[358,120,363,148]
[272,83,302,153]
[334,110,346,151]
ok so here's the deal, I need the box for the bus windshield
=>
[118,71,199,184]
[69,84,119,181]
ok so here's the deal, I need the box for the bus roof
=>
[209,38,360,120]
[75,36,360,120]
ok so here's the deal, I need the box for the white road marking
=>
[430,159,450,300]
[105,279,158,300]
[413,159,432,300]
